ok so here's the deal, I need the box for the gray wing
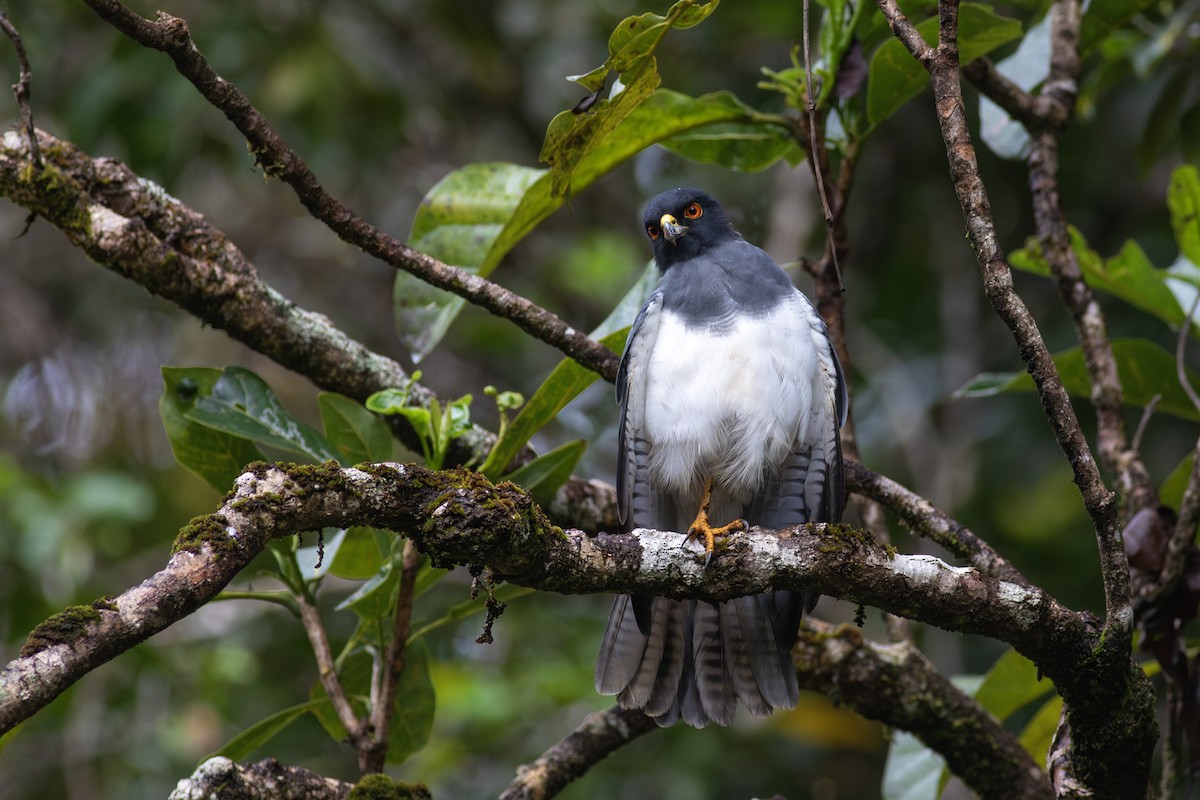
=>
[614,291,671,534]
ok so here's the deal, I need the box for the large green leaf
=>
[1169,165,1200,268]
[328,526,390,581]
[540,0,721,198]
[662,120,802,172]
[503,439,588,507]
[957,338,1200,422]
[395,163,546,361]
[1010,228,1185,329]
[184,367,340,462]
[207,698,327,762]
[1079,0,1159,55]
[318,392,393,465]
[309,645,435,765]
[1018,694,1063,765]
[396,88,762,360]
[973,648,1053,722]
[160,367,264,492]
[882,730,945,800]
[867,4,1023,126]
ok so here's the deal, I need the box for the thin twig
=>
[801,0,842,290]
[0,12,41,170]
[500,707,658,800]
[298,595,365,746]
[81,0,619,380]
[1130,394,1160,454]
[364,539,421,774]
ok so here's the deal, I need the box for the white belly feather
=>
[641,292,833,502]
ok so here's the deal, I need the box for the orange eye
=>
[647,224,661,240]
[683,202,703,219]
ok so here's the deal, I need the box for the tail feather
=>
[596,592,801,727]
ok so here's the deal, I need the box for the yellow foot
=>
[685,479,746,567]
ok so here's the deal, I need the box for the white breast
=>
[640,291,835,500]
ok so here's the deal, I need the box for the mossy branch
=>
[1,459,1139,791]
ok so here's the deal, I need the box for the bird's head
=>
[642,188,737,269]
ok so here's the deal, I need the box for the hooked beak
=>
[660,213,687,243]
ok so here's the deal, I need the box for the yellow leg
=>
[686,479,746,564]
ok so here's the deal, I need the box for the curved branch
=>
[81,0,620,381]
[2,460,1095,735]
[874,2,1152,794]
[844,460,1031,586]
[794,620,1051,800]
[500,707,658,800]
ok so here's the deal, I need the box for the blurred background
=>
[0,0,1194,797]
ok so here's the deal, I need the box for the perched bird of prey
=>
[594,187,847,728]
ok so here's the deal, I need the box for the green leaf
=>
[867,4,1023,126]
[503,440,588,507]
[973,649,1053,722]
[337,549,399,616]
[1079,0,1158,55]
[318,393,394,465]
[480,261,656,478]
[329,526,389,581]
[1160,453,1194,511]
[956,338,1200,422]
[394,163,545,361]
[882,731,945,800]
[662,120,801,173]
[160,367,264,492]
[1012,228,1185,328]
[540,0,721,198]
[1169,165,1200,268]
[298,528,346,582]
[265,539,307,595]
[184,367,339,463]
[1017,694,1062,766]
[399,85,757,360]
[0,722,23,757]
[207,698,327,762]
[310,645,435,765]
[480,329,628,478]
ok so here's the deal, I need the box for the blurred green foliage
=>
[1,0,1198,798]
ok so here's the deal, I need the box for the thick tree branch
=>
[167,757,353,800]
[500,706,658,800]
[874,1,1152,794]
[0,462,1116,737]
[1021,0,1147,639]
[794,620,1051,800]
[80,0,620,381]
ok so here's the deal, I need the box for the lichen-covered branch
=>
[845,460,1030,586]
[166,757,429,800]
[874,1,1153,794]
[0,461,1130,755]
[500,706,658,800]
[794,620,1051,800]
[167,757,354,800]
[1020,0,1143,651]
[81,0,620,382]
